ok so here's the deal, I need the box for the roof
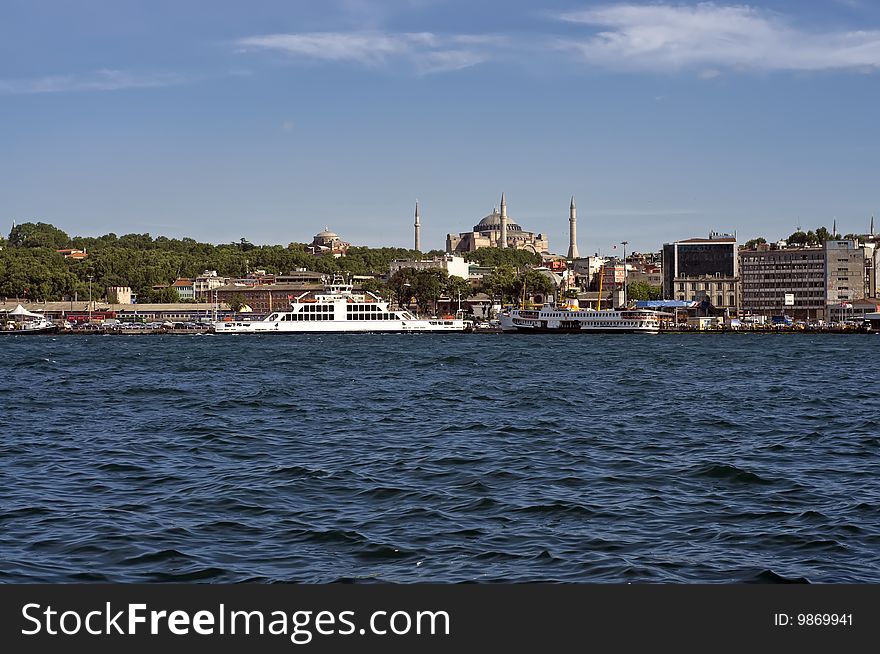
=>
[635,300,699,308]
[474,211,522,232]
[675,238,736,244]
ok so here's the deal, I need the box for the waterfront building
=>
[172,278,195,301]
[739,244,826,320]
[389,254,469,280]
[662,233,739,314]
[214,282,323,315]
[308,228,350,257]
[827,297,880,323]
[193,270,229,299]
[106,287,133,304]
[446,194,549,254]
[825,240,868,312]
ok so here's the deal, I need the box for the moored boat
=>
[213,278,468,334]
[0,304,59,335]
[500,303,660,334]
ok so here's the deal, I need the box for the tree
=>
[814,226,831,244]
[443,275,472,313]
[787,230,808,245]
[410,269,446,315]
[512,268,556,304]
[359,277,385,297]
[8,222,70,249]
[150,286,180,303]
[227,292,247,312]
[388,268,416,308]
[743,237,767,249]
[627,281,663,301]
[479,264,517,304]
[463,247,542,268]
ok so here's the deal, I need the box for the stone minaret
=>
[567,196,580,259]
[499,192,508,249]
[414,200,421,252]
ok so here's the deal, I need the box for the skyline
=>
[3,1,880,253]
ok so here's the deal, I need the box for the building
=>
[446,194,549,254]
[56,248,88,260]
[825,240,867,311]
[192,270,229,299]
[389,254,469,280]
[106,286,133,305]
[308,228,350,257]
[214,282,324,315]
[827,297,880,323]
[172,278,195,301]
[740,245,825,320]
[663,233,739,314]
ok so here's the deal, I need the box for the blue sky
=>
[2,0,880,254]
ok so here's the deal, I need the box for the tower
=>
[414,200,421,252]
[499,192,508,249]
[567,196,580,259]
[833,218,837,238]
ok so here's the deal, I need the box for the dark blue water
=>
[1,333,878,583]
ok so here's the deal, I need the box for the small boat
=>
[0,304,59,335]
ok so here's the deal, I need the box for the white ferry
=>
[213,279,468,334]
[500,304,661,334]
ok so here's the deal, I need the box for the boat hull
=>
[501,326,659,334]
[213,319,468,334]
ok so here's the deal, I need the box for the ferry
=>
[500,303,661,334]
[213,278,468,334]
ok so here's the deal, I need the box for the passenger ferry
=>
[500,303,661,334]
[213,278,468,334]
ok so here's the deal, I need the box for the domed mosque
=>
[308,227,350,258]
[446,193,549,254]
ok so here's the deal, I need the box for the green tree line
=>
[1,222,446,302]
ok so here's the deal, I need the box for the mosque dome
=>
[474,211,522,233]
[315,227,338,239]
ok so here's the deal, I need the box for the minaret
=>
[499,192,508,249]
[567,196,580,259]
[414,200,421,252]
[833,218,837,238]
[871,215,875,236]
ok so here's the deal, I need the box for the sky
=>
[2,0,880,255]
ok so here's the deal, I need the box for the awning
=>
[6,304,43,318]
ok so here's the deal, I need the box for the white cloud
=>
[0,69,190,95]
[236,31,495,74]
[557,3,880,73]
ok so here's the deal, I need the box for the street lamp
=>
[621,241,629,307]
[87,274,94,323]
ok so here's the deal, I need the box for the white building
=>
[193,270,228,299]
[389,254,469,279]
